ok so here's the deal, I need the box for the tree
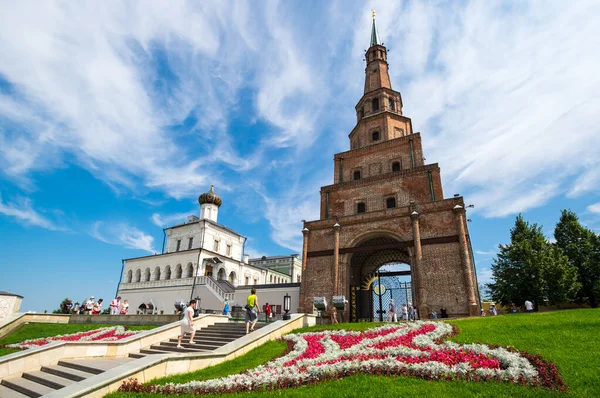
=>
[554,209,600,307]
[487,215,580,310]
[53,297,73,314]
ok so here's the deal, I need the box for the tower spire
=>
[370,10,380,47]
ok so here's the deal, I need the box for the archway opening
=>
[228,271,237,286]
[217,268,226,281]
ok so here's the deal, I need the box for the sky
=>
[1,0,599,313]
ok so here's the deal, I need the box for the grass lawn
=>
[107,308,599,397]
[0,323,156,357]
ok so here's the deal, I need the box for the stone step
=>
[0,378,55,398]
[193,331,246,338]
[149,344,209,353]
[140,348,174,355]
[160,341,222,350]
[168,338,231,346]
[40,364,96,382]
[22,370,75,390]
[57,358,133,375]
[0,384,30,398]
[128,352,147,359]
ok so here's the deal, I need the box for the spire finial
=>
[370,10,380,47]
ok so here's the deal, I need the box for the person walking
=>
[177,299,197,348]
[408,303,414,321]
[401,303,408,321]
[245,288,260,334]
[120,299,129,314]
[110,297,121,315]
[490,304,498,316]
[524,300,533,313]
[222,298,230,317]
[388,299,397,322]
[265,302,272,323]
[412,306,418,321]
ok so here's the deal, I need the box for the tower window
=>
[372,131,380,141]
[176,240,181,252]
[357,202,366,214]
[392,161,401,172]
[389,98,395,111]
[214,240,220,252]
[226,244,232,256]
[353,170,361,180]
[386,197,396,208]
[188,237,193,250]
[372,98,379,112]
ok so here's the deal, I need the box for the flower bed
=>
[6,326,141,350]
[119,321,565,395]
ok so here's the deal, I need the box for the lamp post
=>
[283,293,291,320]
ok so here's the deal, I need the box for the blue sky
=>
[1,1,599,312]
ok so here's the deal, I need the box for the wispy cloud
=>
[151,211,194,228]
[587,203,600,214]
[0,192,64,231]
[90,221,156,254]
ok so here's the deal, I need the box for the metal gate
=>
[350,271,413,322]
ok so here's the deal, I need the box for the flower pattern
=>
[6,326,140,349]
[119,321,565,395]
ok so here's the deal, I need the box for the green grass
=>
[0,323,155,357]
[107,309,599,397]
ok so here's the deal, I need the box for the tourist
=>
[73,302,80,315]
[110,296,121,315]
[92,298,103,315]
[511,302,518,314]
[177,299,197,348]
[222,298,230,317]
[331,307,339,324]
[85,296,95,315]
[120,299,129,314]
[408,303,414,321]
[412,306,418,321]
[490,304,498,316]
[401,303,408,321]
[245,288,260,334]
[432,310,437,320]
[525,300,533,313]
[265,302,272,323]
[388,299,397,322]
[481,307,486,316]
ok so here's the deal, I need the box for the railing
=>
[194,276,235,301]
[119,277,194,290]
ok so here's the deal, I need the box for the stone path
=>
[0,322,263,397]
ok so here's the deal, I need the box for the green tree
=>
[554,209,600,307]
[53,297,73,314]
[487,215,579,310]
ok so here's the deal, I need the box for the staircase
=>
[0,322,262,397]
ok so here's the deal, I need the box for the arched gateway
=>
[298,14,480,320]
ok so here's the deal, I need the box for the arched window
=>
[143,268,151,282]
[134,269,141,283]
[164,265,171,280]
[217,268,226,281]
[389,98,395,111]
[353,170,361,180]
[392,161,401,172]
[270,275,273,283]
[175,264,183,279]
[186,263,194,278]
[372,98,379,112]
[228,271,237,286]
[154,266,161,281]
[386,197,396,208]
[357,202,366,214]
[126,270,133,283]
[372,131,380,141]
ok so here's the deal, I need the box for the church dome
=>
[198,185,222,207]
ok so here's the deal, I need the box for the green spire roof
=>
[370,10,380,47]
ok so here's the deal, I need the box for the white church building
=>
[116,186,301,314]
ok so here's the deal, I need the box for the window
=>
[392,161,401,172]
[372,131,380,141]
[357,202,366,214]
[245,277,249,286]
[389,98,395,111]
[176,240,181,252]
[254,278,258,285]
[353,170,361,180]
[188,237,193,250]
[154,266,161,281]
[270,275,273,283]
[372,98,379,112]
[126,270,132,283]
[214,239,220,252]
[226,244,232,256]
[386,197,396,208]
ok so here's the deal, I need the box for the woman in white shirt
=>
[177,300,197,348]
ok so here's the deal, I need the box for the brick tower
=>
[299,12,480,320]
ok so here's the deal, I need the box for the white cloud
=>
[90,221,155,253]
[476,267,493,284]
[587,203,600,214]
[475,249,496,256]
[0,193,64,231]
[151,211,194,228]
